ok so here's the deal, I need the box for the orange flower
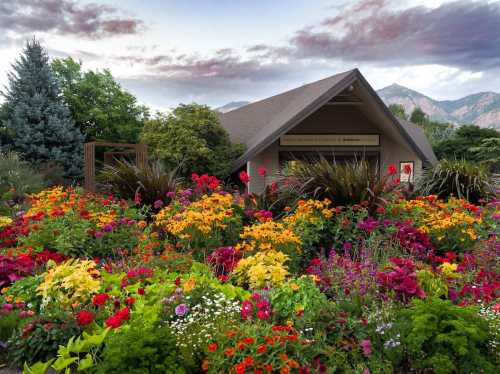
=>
[201,359,209,371]
[238,342,246,350]
[288,360,300,369]
[279,353,289,361]
[224,348,235,357]
[208,343,218,352]
[225,330,236,337]
[280,366,290,374]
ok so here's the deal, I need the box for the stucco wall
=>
[247,105,423,194]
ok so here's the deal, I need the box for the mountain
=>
[216,101,250,113]
[378,84,500,129]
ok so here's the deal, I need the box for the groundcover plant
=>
[0,167,498,374]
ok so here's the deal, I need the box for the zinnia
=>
[92,293,109,306]
[76,310,94,326]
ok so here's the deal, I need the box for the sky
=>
[1,0,499,111]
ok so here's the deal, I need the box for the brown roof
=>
[220,69,437,171]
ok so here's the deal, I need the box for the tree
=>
[52,57,148,143]
[1,39,84,180]
[410,107,428,124]
[389,104,407,120]
[434,125,500,163]
[470,138,500,172]
[140,103,245,178]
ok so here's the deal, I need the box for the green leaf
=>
[77,353,94,371]
[52,357,78,372]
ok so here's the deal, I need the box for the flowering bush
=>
[203,323,315,373]
[233,250,290,289]
[0,254,34,287]
[206,246,242,281]
[155,192,243,252]
[377,258,426,302]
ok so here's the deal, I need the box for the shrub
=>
[96,319,186,373]
[417,159,495,203]
[393,298,496,374]
[281,157,399,213]
[98,158,182,209]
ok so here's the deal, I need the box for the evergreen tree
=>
[1,39,84,180]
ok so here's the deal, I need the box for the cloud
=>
[0,0,143,39]
[286,0,500,71]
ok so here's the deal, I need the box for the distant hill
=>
[378,84,500,129]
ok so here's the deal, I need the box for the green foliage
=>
[270,276,328,327]
[140,103,245,178]
[8,311,81,367]
[388,104,407,120]
[469,137,500,172]
[22,327,110,374]
[434,124,500,163]
[0,152,45,214]
[98,158,182,207]
[1,39,84,181]
[282,157,397,212]
[417,159,495,203]
[408,107,455,146]
[96,319,186,373]
[52,57,148,143]
[394,298,496,374]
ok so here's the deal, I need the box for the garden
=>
[0,161,499,374]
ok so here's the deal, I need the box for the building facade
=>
[220,69,437,193]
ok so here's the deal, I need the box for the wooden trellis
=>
[84,142,147,192]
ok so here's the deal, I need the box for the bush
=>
[392,298,496,374]
[96,320,186,373]
[0,152,45,214]
[417,159,495,203]
[281,157,398,213]
[98,158,182,209]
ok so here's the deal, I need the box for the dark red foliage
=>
[0,255,34,287]
[206,247,242,278]
[376,257,426,302]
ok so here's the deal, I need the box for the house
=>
[219,69,437,193]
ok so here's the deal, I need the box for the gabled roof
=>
[219,69,437,171]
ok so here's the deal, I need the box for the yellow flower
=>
[183,278,196,293]
[233,250,290,289]
[0,216,12,228]
[290,283,300,291]
[439,262,459,278]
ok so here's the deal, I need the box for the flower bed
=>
[0,180,499,373]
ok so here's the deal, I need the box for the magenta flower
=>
[360,339,372,357]
[175,303,188,316]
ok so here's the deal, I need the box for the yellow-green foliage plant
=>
[233,250,289,289]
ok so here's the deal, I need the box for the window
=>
[400,161,414,183]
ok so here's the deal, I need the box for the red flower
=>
[258,167,267,177]
[257,344,267,353]
[175,277,181,286]
[235,362,246,374]
[76,310,94,326]
[387,164,397,175]
[137,288,145,295]
[105,307,130,329]
[125,297,136,306]
[208,342,218,352]
[239,171,250,184]
[92,293,109,306]
[243,337,255,345]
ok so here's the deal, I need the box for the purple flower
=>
[103,224,114,232]
[153,200,163,209]
[175,303,188,316]
[1,303,13,314]
[166,191,176,198]
[95,231,104,238]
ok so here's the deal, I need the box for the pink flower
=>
[360,339,372,357]
[241,300,253,319]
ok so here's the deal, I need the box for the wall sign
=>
[400,161,414,183]
[280,134,380,146]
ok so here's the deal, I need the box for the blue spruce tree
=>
[2,39,84,180]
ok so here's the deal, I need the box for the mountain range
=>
[217,85,500,129]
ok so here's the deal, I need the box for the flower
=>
[76,310,95,326]
[137,287,145,295]
[387,164,397,175]
[258,167,267,177]
[105,307,130,328]
[92,293,109,306]
[208,342,218,352]
[224,347,235,357]
[360,339,372,357]
[175,303,189,316]
[153,200,163,209]
[239,170,250,184]
[125,297,136,306]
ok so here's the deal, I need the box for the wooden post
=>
[84,142,96,192]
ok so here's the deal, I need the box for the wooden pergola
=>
[84,142,147,192]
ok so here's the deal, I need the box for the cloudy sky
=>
[1,0,499,111]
